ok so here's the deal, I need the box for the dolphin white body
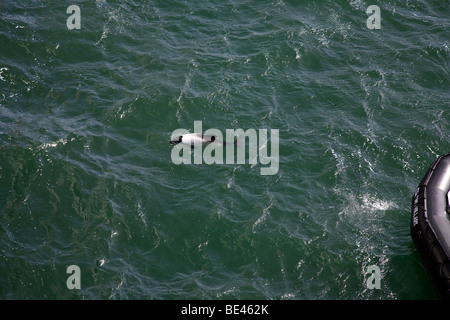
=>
[170,133,216,145]
[170,133,239,147]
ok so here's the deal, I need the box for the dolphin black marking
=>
[170,133,216,148]
[170,133,236,148]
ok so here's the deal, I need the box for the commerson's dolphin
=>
[170,133,237,147]
[169,121,279,175]
[169,133,216,146]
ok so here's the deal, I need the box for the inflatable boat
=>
[411,153,450,299]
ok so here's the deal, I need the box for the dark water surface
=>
[1,0,449,299]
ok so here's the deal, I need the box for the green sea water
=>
[0,0,449,299]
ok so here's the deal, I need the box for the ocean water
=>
[0,0,449,300]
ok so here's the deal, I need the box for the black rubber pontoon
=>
[411,153,450,300]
